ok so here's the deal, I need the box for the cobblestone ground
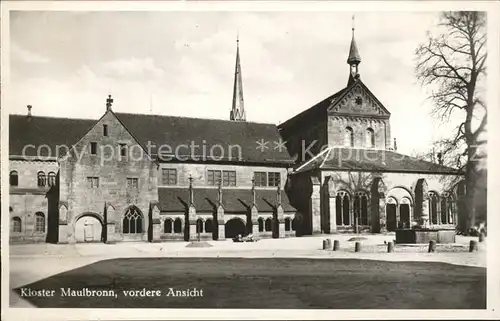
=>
[8,234,487,307]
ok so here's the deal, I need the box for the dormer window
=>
[344,127,354,147]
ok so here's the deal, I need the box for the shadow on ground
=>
[14,258,486,309]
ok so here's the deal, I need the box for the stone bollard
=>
[469,240,478,252]
[428,240,436,253]
[333,240,340,251]
[387,241,394,253]
[479,232,485,242]
[322,240,327,250]
[355,242,361,252]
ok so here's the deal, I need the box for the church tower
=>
[230,36,246,121]
[347,16,361,86]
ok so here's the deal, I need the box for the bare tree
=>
[415,11,487,232]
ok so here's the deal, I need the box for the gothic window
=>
[205,219,213,233]
[265,218,272,232]
[428,192,439,225]
[123,206,143,234]
[37,171,46,187]
[258,217,264,232]
[174,218,182,233]
[441,192,454,224]
[10,171,18,186]
[336,191,351,225]
[354,191,369,225]
[164,218,173,233]
[196,219,204,233]
[12,217,22,233]
[366,128,375,148]
[344,127,354,147]
[35,212,45,233]
[48,172,57,187]
[284,218,291,231]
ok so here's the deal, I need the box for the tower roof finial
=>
[230,33,246,122]
[347,14,361,66]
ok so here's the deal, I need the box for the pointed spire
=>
[347,15,361,66]
[230,34,246,121]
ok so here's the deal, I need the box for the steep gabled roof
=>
[9,115,96,158]
[158,187,295,213]
[115,112,294,164]
[295,147,462,175]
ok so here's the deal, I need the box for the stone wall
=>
[327,116,389,149]
[58,111,158,243]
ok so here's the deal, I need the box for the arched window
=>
[12,217,22,233]
[174,218,182,233]
[48,172,57,187]
[205,219,213,233]
[336,191,351,225]
[123,206,143,234]
[35,212,45,232]
[291,217,297,231]
[258,218,264,232]
[441,192,454,224]
[344,127,354,147]
[366,128,375,148]
[10,171,18,186]
[354,191,369,225]
[428,192,439,225]
[164,218,173,233]
[196,219,204,233]
[37,171,46,187]
[265,218,272,232]
[284,218,291,231]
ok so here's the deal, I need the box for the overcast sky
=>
[9,10,460,156]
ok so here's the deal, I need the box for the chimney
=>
[437,152,443,165]
[106,94,114,112]
[393,138,397,151]
[27,105,32,121]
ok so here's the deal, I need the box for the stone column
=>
[329,196,337,233]
[251,206,259,236]
[421,197,430,228]
[150,203,161,242]
[217,206,225,240]
[379,197,387,232]
[310,177,321,234]
[188,205,197,241]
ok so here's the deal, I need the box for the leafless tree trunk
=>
[415,11,487,233]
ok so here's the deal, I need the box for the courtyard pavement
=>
[8,234,487,308]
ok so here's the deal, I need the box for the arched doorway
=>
[386,198,397,232]
[225,218,246,239]
[75,214,103,243]
[122,206,144,241]
[400,197,411,228]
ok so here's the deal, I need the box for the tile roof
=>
[114,112,294,165]
[9,115,96,158]
[9,112,294,165]
[158,187,295,213]
[295,147,462,175]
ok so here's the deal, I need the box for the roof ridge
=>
[9,114,97,121]
[114,112,277,126]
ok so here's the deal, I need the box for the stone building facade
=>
[8,26,464,244]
